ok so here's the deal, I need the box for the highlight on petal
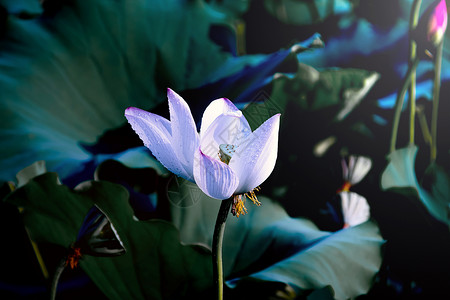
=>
[193,148,239,200]
[199,98,247,137]
[230,114,281,194]
[340,191,370,228]
[125,107,192,181]
[200,113,252,158]
[342,155,372,185]
[167,88,200,176]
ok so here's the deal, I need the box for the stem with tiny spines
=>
[431,41,444,162]
[390,58,420,153]
[408,0,423,145]
[212,197,233,300]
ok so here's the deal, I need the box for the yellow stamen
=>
[244,188,261,206]
[232,195,247,218]
[217,144,262,218]
[232,187,262,218]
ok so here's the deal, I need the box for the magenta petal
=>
[193,148,238,200]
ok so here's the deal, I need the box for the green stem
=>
[431,41,444,162]
[409,57,417,145]
[212,197,233,300]
[408,0,422,146]
[50,258,67,300]
[416,105,432,145]
[390,58,420,153]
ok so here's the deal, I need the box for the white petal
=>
[343,155,372,185]
[125,107,192,181]
[230,114,281,194]
[167,88,199,177]
[200,113,252,158]
[340,191,370,227]
[193,148,239,200]
[199,98,250,137]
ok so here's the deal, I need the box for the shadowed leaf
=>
[4,172,213,300]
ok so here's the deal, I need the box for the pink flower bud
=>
[427,0,448,46]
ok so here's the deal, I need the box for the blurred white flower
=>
[339,155,372,192]
[340,191,370,228]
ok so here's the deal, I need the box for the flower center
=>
[218,144,262,218]
[218,144,236,164]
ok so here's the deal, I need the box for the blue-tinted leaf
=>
[0,1,323,184]
[263,0,352,25]
[0,0,42,16]
[169,178,384,299]
[381,146,420,189]
[238,221,382,300]
[381,145,450,225]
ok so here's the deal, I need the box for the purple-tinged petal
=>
[167,88,199,176]
[200,113,252,158]
[199,98,250,137]
[193,148,239,200]
[342,155,372,185]
[125,107,192,181]
[230,114,281,194]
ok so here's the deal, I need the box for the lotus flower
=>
[340,191,370,228]
[125,88,280,217]
[338,155,372,192]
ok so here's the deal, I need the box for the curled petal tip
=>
[166,87,179,97]
[166,88,179,101]
[267,113,281,126]
[221,98,235,106]
[124,106,141,117]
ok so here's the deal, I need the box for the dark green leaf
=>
[5,173,212,300]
